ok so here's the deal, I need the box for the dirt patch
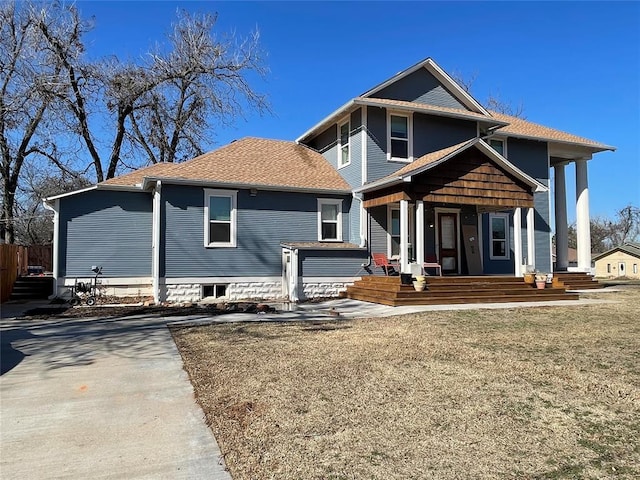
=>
[18,301,277,320]
[172,286,640,479]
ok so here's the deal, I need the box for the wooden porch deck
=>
[346,274,585,307]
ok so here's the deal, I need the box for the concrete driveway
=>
[0,310,231,479]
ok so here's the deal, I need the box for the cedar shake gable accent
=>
[360,139,543,210]
[101,137,351,192]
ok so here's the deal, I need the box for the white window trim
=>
[387,111,413,163]
[204,188,237,248]
[387,204,414,260]
[489,212,510,260]
[388,205,400,259]
[338,118,351,168]
[488,137,507,157]
[317,198,343,242]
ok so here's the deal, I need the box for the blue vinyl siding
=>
[300,249,367,277]
[59,190,152,277]
[350,199,361,245]
[372,68,466,110]
[369,206,388,255]
[308,124,336,155]
[414,113,477,157]
[338,108,363,188]
[162,185,351,277]
[507,138,551,271]
[533,186,552,271]
[366,107,400,182]
[506,138,549,180]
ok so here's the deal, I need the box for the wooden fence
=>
[0,244,52,303]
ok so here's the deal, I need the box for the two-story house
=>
[44,58,614,304]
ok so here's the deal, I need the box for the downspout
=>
[352,192,371,269]
[43,198,59,298]
[152,181,162,304]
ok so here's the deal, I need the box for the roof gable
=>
[369,67,467,110]
[593,242,640,261]
[361,58,490,116]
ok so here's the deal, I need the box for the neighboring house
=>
[552,246,578,270]
[593,242,640,279]
[44,58,615,303]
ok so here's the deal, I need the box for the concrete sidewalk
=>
[0,313,231,479]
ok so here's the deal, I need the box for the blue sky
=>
[78,1,639,222]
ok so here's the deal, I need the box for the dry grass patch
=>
[171,287,640,479]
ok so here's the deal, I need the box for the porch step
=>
[9,276,54,300]
[347,275,580,307]
[552,272,603,290]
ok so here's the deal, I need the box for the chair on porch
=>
[423,254,443,276]
[372,253,400,276]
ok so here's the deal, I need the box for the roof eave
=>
[141,176,353,195]
[43,183,144,202]
[356,98,507,127]
[501,132,616,153]
[296,99,357,143]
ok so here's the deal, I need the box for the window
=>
[318,199,342,241]
[388,113,412,161]
[607,263,611,274]
[389,207,400,257]
[634,264,638,275]
[338,119,350,167]
[202,284,228,299]
[489,138,505,156]
[489,213,510,260]
[204,189,237,247]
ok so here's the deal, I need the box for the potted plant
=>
[413,275,427,292]
[535,273,547,289]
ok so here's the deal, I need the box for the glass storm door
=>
[438,213,458,274]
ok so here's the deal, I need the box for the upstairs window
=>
[204,189,237,247]
[318,199,343,241]
[489,138,505,156]
[338,120,350,168]
[489,213,510,260]
[388,113,412,161]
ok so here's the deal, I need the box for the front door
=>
[618,262,626,277]
[438,212,458,274]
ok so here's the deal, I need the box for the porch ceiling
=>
[363,148,535,209]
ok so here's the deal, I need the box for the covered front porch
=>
[357,139,548,277]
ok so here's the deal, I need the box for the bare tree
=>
[564,204,640,254]
[450,70,526,119]
[129,11,269,164]
[38,7,268,179]
[0,1,70,243]
[13,167,90,244]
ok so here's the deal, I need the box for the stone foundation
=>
[301,281,350,300]
[163,281,283,303]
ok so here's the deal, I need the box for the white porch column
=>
[575,158,592,271]
[400,199,410,272]
[415,201,425,267]
[526,207,535,269]
[514,207,523,276]
[152,181,162,304]
[43,199,60,297]
[554,162,569,271]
